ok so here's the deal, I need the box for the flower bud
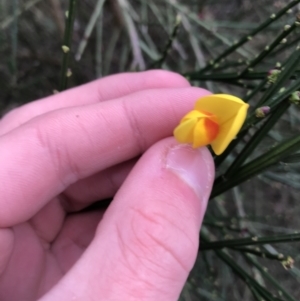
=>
[61,45,70,53]
[174,94,249,155]
[289,91,300,104]
[255,106,271,118]
[267,69,281,83]
[282,256,294,270]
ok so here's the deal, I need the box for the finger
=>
[0,70,190,135]
[62,159,136,212]
[0,86,211,227]
[39,138,215,301]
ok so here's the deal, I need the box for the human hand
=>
[0,70,214,301]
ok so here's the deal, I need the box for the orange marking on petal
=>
[204,118,219,141]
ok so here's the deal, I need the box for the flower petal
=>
[194,94,249,155]
[193,118,219,148]
[195,94,248,125]
[210,100,249,155]
[174,109,214,143]
[173,117,197,144]
[181,109,212,122]
[174,110,220,147]
[204,117,219,141]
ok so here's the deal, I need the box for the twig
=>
[181,14,205,68]
[116,0,145,70]
[168,1,253,59]
[245,254,296,301]
[198,0,300,74]
[103,26,121,74]
[0,0,42,30]
[201,232,300,251]
[75,0,106,61]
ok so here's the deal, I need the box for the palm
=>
[0,196,103,301]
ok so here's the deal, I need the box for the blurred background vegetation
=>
[2,0,300,300]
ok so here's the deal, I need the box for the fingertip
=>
[165,142,214,208]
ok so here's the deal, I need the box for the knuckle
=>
[125,207,196,273]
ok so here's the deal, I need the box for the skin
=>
[0,70,215,301]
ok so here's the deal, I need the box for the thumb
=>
[40,137,214,301]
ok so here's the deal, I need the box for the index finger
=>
[0,86,211,227]
[0,70,190,135]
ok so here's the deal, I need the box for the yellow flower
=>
[173,94,249,155]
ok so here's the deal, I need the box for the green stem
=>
[225,101,290,177]
[245,254,297,301]
[252,45,300,108]
[201,233,283,301]
[200,232,300,251]
[59,0,77,91]
[212,133,300,197]
[232,246,291,262]
[148,15,181,69]
[185,71,267,81]
[242,77,300,130]
[197,0,300,74]
[11,0,18,85]
[239,21,298,77]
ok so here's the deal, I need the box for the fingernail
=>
[165,144,214,201]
